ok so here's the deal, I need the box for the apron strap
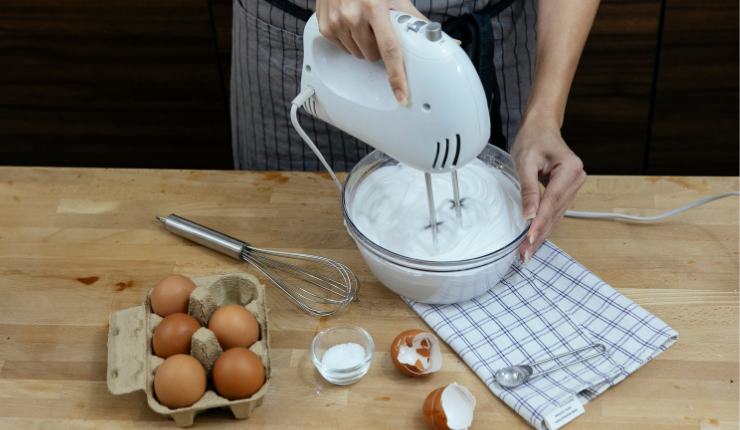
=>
[259,0,312,22]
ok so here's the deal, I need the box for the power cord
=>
[564,192,739,223]
[290,87,344,191]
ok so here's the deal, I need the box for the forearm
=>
[523,0,600,128]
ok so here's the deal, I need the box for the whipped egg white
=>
[349,158,526,261]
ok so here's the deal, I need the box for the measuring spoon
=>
[494,343,607,389]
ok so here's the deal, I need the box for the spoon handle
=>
[529,343,607,380]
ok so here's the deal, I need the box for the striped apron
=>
[231,0,537,171]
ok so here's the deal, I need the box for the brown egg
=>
[154,354,206,409]
[150,275,197,317]
[152,313,201,358]
[212,347,265,400]
[208,304,260,349]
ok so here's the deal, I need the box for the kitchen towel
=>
[405,241,678,430]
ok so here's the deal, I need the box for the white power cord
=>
[564,191,739,223]
[291,88,738,223]
[290,87,344,191]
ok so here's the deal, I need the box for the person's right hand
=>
[316,0,427,105]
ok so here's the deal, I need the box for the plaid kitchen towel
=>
[405,241,678,430]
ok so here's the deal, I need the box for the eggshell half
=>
[390,329,442,376]
[422,383,476,430]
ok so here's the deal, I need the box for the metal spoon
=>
[494,343,607,389]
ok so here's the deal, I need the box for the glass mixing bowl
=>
[342,144,530,304]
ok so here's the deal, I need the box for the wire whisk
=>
[157,214,359,317]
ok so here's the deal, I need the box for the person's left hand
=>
[510,117,586,264]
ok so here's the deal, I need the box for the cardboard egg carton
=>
[107,272,270,427]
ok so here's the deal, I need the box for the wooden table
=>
[0,168,737,429]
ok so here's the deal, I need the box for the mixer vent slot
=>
[432,134,461,169]
[303,97,318,117]
[432,134,462,169]
[452,134,461,166]
[441,138,450,168]
[433,142,440,168]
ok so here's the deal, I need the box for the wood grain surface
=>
[0,168,737,429]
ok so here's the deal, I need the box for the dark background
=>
[1,0,738,174]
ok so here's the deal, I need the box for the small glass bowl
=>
[311,325,374,385]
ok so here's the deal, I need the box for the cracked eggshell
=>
[390,329,442,377]
[422,383,476,430]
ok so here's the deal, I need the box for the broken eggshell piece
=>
[423,383,476,430]
[390,329,442,376]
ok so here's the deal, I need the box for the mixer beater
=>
[424,171,463,243]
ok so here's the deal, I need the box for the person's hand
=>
[511,118,586,264]
[316,0,427,105]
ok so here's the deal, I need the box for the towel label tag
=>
[543,395,584,430]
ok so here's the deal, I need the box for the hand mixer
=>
[290,11,491,242]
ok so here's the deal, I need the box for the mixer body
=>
[300,12,490,173]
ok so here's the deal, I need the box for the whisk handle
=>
[157,214,246,260]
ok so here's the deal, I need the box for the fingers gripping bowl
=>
[342,144,530,304]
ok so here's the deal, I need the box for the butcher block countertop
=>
[0,167,737,429]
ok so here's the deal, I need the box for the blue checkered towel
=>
[405,241,678,430]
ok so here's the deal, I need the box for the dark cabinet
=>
[565,0,738,175]
[646,0,739,175]
[0,0,232,169]
[563,0,663,174]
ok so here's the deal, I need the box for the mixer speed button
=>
[397,14,411,24]
[425,22,442,41]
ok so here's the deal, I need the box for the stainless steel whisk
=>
[156,214,359,317]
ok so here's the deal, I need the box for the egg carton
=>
[107,272,271,427]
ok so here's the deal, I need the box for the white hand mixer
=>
[290,11,491,242]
